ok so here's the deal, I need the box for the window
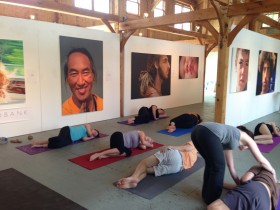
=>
[94,0,110,13]
[126,0,140,16]
[262,13,279,28]
[74,0,92,10]
[174,4,191,31]
[154,0,165,17]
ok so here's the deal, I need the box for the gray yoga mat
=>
[0,168,86,210]
[126,156,205,199]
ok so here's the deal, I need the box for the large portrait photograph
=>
[60,36,103,115]
[256,50,277,95]
[230,48,250,93]
[131,52,171,99]
[179,56,199,79]
[0,39,25,104]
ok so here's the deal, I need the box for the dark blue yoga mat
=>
[125,156,204,199]
[157,128,193,137]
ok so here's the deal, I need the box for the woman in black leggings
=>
[191,122,276,205]
[127,105,166,124]
[166,112,202,132]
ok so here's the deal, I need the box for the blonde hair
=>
[139,70,155,97]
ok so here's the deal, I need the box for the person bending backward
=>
[207,165,279,210]
[62,48,103,115]
[254,122,280,144]
[32,123,99,148]
[191,122,277,205]
[115,141,197,189]
[89,130,154,161]
[166,112,202,133]
[128,105,167,124]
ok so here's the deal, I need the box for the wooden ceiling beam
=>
[119,8,217,31]
[0,0,119,22]
[228,14,259,46]
[256,14,280,30]
[148,25,215,41]
[228,0,280,17]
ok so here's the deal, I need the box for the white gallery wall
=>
[123,36,205,116]
[225,28,280,126]
[0,16,120,137]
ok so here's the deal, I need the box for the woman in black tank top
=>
[254,122,280,144]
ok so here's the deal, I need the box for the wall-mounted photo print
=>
[60,36,103,115]
[256,50,277,95]
[179,56,199,79]
[0,39,25,104]
[131,52,171,99]
[230,48,250,93]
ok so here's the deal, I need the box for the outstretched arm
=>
[160,141,194,153]
[240,131,277,182]
[89,148,125,161]
[224,150,240,185]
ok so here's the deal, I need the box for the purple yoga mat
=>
[16,133,109,155]
[257,136,280,153]
[118,116,169,126]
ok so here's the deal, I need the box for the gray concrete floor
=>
[1,95,280,210]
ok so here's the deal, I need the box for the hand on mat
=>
[160,146,171,153]
[89,153,100,161]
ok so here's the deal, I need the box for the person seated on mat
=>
[127,105,167,124]
[115,140,197,189]
[166,112,202,133]
[89,130,154,161]
[254,122,280,144]
[31,123,99,148]
[207,164,279,210]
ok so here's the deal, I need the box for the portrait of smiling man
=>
[60,36,103,115]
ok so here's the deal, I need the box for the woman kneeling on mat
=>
[32,123,99,148]
[166,112,202,133]
[89,130,154,161]
[127,105,166,124]
[115,141,197,189]
[254,122,280,144]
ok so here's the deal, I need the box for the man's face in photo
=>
[157,55,170,80]
[66,52,94,104]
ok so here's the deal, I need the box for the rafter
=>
[256,14,280,30]
[228,14,259,46]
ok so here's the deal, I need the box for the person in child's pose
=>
[115,141,197,189]
[89,130,154,161]
[32,123,99,148]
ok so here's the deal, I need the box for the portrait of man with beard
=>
[131,53,171,99]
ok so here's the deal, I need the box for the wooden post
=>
[215,5,230,123]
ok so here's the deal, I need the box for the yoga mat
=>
[69,142,164,170]
[157,128,193,137]
[118,116,169,126]
[257,136,280,153]
[0,168,86,210]
[16,133,109,155]
[125,157,205,199]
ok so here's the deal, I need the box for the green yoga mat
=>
[0,168,86,210]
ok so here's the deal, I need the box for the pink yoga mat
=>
[69,142,164,170]
[257,136,280,153]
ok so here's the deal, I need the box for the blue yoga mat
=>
[157,128,193,137]
[125,157,204,199]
